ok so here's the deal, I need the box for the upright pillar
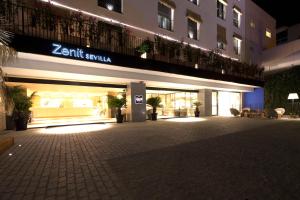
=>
[126,82,146,122]
[198,89,212,116]
[0,89,6,130]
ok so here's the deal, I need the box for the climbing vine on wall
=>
[265,66,300,114]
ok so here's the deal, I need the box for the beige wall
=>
[245,0,276,65]
[54,0,246,61]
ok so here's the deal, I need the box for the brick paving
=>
[0,117,300,199]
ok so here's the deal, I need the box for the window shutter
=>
[186,9,202,23]
[217,25,227,44]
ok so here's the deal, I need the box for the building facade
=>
[244,0,276,65]
[0,0,274,128]
[277,24,300,45]
[263,24,300,72]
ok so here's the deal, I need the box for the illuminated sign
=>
[135,95,144,104]
[51,43,112,63]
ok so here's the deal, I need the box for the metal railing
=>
[0,0,264,81]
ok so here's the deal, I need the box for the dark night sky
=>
[252,0,300,27]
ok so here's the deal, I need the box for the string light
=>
[39,0,239,61]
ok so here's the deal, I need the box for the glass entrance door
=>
[218,91,241,116]
[212,91,218,116]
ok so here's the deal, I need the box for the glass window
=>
[217,42,225,50]
[233,10,240,28]
[217,25,227,50]
[187,18,199,40]
[218,91,241,117]
[233,37,242,55]
[97,0,122,13]
[266,28,272,38]
[158,2,173,31]
[212,91,218,116]
[217,0,226,20]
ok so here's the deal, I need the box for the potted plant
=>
[136,38,153,58]
[107,95,126,123]
[193,101,202,117]
[9,86,35,131]
[146,96,162,121]
[3,86,24,130]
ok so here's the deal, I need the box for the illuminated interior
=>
[7,82,124,126]
[146,90,198,118]
[217,91,241,116]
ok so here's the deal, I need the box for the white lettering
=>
[51,43,112,63]
[52,43,62,55]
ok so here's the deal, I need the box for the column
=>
[126,82,146,122]
[198,89,212,116]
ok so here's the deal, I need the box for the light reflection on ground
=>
[165,117,207,123]
[39,124,112,135]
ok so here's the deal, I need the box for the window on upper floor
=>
[188,0,199,6]
[187,18,200,40]
[250,21,256,28]
[186,10,202,40]
[233,34,242,55]
[158,1,175,31]
[233,6,242,28]
[217,24,227,50]
[217,0,227,20]
[266,28,272,38]
[97,0,122,13]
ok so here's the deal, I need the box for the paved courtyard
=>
[0,117,300,200]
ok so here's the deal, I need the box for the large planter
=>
[5,115,15,130]
[151,113,158,121]
[15,117,28,131]
[194,111,200,117]
[116,114,124,123]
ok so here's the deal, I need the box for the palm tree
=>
[0,16,17,67]
[0,16,17,129]
[193,101,202,117]
[146,96,162,121]
[107,94,127,123]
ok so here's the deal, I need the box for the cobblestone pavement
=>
[0,117,300,200]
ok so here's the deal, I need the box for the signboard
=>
[51,43,112,64]
[135,95,144,104]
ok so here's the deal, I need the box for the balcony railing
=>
[0,0,264,81]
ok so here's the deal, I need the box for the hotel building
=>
[0,0,276,128]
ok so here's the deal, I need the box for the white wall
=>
[54,0,245,60]
[262,39,300,72]
[244,0,276,65]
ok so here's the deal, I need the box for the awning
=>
[233,33,242,40]
[217,25,227,44]
[233,5,242,15]
[186,9,202,23]
[219,0,228,6]
[160,0,176,9]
